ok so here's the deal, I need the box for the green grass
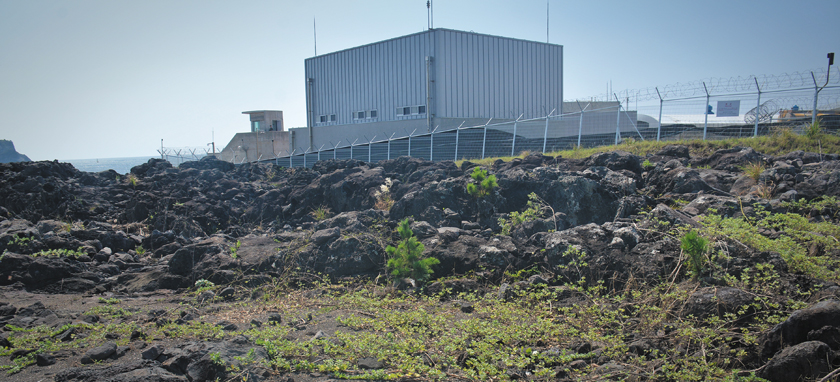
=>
[457,126,840,167]
[701,203,840,282]
[0,270,815,380]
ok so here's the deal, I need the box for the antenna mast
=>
[546,0,549,43]
[426,0,433,29]
[427,1,430,29]
[313,18,317,56]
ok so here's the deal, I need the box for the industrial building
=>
[218,28,641,163]
[293,28,564,152]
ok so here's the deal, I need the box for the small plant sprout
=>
[230,240,241,259]
[466,167,497,198]
[386,218,440,283]
[642,159,655,170]
[681,229,709,279]
[208,352,225,366]
[310,205,332,221]
[374,177,394,211]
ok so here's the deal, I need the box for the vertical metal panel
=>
[304,29,563,129]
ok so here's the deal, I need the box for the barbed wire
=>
[157,146,213,161]
[573,67,840,103]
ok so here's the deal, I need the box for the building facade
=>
[299,28,563,151]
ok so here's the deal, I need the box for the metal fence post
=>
[614,94,621,145]
[576,101,587,147]
[655,87,663,142]
[430,127,438,161]
[511,120,518,156]
[366,135,376,163]
[454,122,464,161]
[811,55,836,125]
[754,78,761,137]
[544,110,554,153]
[481,124,487,159]
[387,133,395,160]
[408,130,414,158]
[703,82,710,140]
[811,71,820,125]
[481,119,491,159]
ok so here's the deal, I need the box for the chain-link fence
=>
[271,68,840,168]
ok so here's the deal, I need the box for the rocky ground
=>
[0,146,839,381]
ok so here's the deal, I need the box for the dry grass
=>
[740,162,766,181]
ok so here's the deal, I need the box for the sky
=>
[1,0,838,161]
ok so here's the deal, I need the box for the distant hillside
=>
[0,139,31,163]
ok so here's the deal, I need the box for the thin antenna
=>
[546,0,549,43]
[427,1,430,30]
[431,0,434,29]
[313,18,317,56]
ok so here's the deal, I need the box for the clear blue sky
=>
[1,0,838,161]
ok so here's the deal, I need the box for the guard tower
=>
[242,110,284,132]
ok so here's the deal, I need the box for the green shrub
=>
[681,230,709,279]
[194,279,215,292]
[702,205,840,281]
[498,192,556,235]
[31,247,86,259]
[386,219,439,283]
[642,159,654,170]
[466,167,497,198]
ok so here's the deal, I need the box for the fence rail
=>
[263,68,840,168]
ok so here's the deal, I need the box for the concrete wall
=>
[216,131,292,163]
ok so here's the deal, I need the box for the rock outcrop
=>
[1,147,840,380]
[0,139,31,163]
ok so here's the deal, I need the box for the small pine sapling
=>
[466,167,497,198]
[386,218,440,283]
[681,229,709,279]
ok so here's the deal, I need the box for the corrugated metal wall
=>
[305,31,434,128]
[304,29,563,129]
[433,29,562,121]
